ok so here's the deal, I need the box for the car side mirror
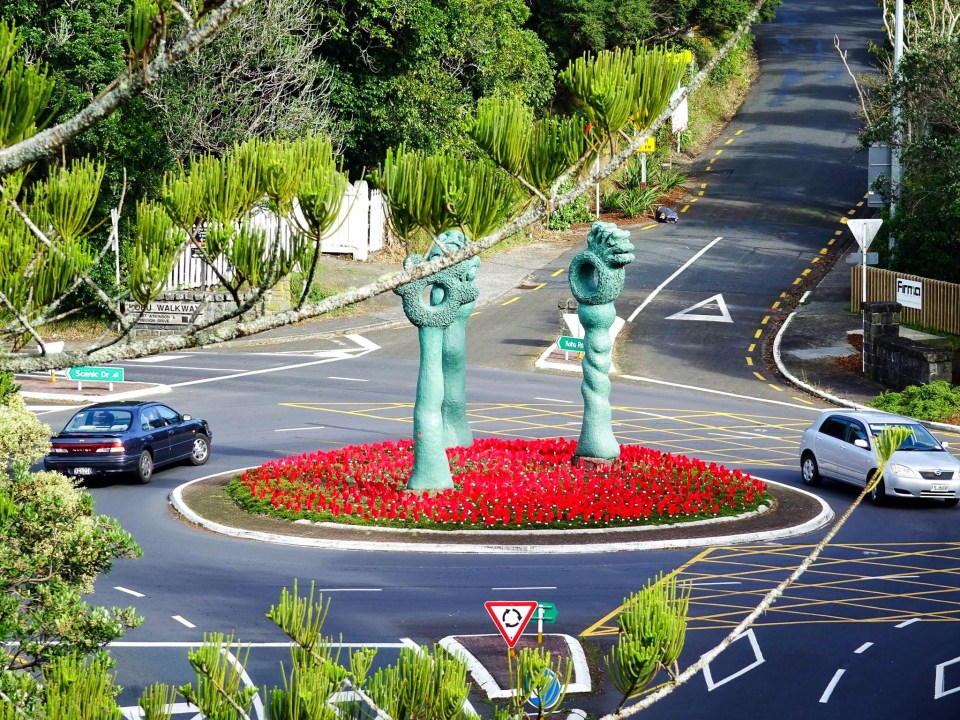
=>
[854,438,869,449]
[182,414,192,421]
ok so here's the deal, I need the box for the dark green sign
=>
[66,366,124,382]
[536,602,558,624]
[557,336,584,352]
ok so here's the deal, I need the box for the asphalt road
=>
[25,0,960,717]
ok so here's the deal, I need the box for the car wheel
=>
[136,450,154,484]
[801,453,821,486]
[189,435,210,466]
[944,498,959,508]
[869,472,885,505]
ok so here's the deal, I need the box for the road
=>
[26,0,960,717]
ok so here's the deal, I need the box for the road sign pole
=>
[641,152,647,189]
[537,607,543,644]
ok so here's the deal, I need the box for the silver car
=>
[799,409,960,506]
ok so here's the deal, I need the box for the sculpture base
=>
[572,455,616,470]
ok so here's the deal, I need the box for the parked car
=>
[44,401,212,483]
[799,409,960,506]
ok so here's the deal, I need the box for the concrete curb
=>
[773,311,960,435]
[21,383,171,403]
[168,472,835,554]
[439,634,591,699]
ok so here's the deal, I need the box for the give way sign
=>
[485,601,538,648]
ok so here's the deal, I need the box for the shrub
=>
[0,372,20,405]
[870,380,960,423]
[549,183,595,229]
[0,394,52,470]
[613,186,659,217]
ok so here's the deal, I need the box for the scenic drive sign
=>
[66,366,124,383]
[485,601,538,648]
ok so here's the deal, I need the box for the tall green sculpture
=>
[429,231,480,449]
[395,232,479,489]
[568,222,635,463]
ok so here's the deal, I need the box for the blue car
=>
[44,401,212,483]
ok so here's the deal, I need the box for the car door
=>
[838,419,875,486]
[156,404,193,459]
[139,406,172,464]
[813,416,846,478]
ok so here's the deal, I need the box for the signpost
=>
[484,601,538,652]
[637,136,656,189]
[66,366,124,392]
[535,601,557,643]
[847,218,883,372]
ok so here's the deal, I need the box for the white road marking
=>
[534,397,574,404]
[275,426,326,432]
[127,355,189,363]
[627,236,724,322]
[854,642,873,654]
[690,581,742,587]
[327,376,369,382]
[126,364,246,372]
[492,586,557,591]
[314,588,382,592]
[896,618,920,628]
[110,640,408,648]
[620,374,823,411]
[169,336,380,388]
[703,628,764,690]
[867,575,920,581]
[172,615,196,629]
[114,586,145,598]
[400,638,419,650]
[935,655,960,699]
[819,669,845,703]
[665,293,733,323]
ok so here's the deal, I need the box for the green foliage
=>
[179,634,259,720]
[0,372,19,404]
[605,572,690,707]
[610,185,659,217]
[0,392,50,467]
[708,33,752,86]
[548,181,594,229]
[508,646,571,719]
[870,380,960,423]
[41,654,123,720]
[366,645,475,720]
[128,200,182,306]
[0,19,56,148]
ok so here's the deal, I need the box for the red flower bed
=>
[228,438,768,530]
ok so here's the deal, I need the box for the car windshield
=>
[63,409,133,433]
[868,423,942,451]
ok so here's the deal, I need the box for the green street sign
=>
[557,336,585,352]
[536,602,558,624]
[66,366,124,383]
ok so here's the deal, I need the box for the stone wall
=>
[862,301,955,390]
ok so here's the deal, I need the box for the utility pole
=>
[889,0,905,250]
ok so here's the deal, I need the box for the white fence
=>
[166,181,386,291]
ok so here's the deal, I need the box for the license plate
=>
[70,467,94,476]
[930,484,949,493]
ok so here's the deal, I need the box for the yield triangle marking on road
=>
[665,293,733,323]
[485,601,538,648]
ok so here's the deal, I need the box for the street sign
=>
[526,668,563,710]
[638,136,656,154]
[66,366,124,383]
[485,601,538,648]
[847,219,883,251]
[557,336,584,352]
[845,252,879,266]
[536,602,558,624]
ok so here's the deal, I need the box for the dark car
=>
[44,401,212,483]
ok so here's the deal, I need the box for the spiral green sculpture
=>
[395,231,479,489]
[568,222,634,462]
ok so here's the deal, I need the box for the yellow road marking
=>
[835,230,843,236]
[847,209,856,216]
[725,139,734,145]
[689,197,698,203]
[681,205,690,213]
[828,239,836,246]
[761,315,770,325]
[840,217,848,224]
[748,343,756,352]
[771,302,780,310]
[640,223,658,231]
[700,183,707,189]
[768,384,784,392]
[531,283,547,291]
[820,248,829,255]
[501,296,520,306]
[715,149,724,156]
[470,311,481,317]
[706,166,712,171]
[801,268,811,276]
[780,292,788,298]
[746,357,753,366]
[753,371,766,381]
[698,191,704,196]
[793,396,815,405]
[812,257,821,263]
[793,277,802,285]
[754,329,763,339]
[856,201,864,207]
[735,129,744,135]
[551,268,565,277]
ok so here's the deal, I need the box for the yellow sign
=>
[638,137,656,153]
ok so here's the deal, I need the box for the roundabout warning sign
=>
[484,601,538,648]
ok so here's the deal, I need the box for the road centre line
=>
[896,618,920,628]
[866,575,920,581]
[109,640,407,648]
[314,588,382,592]
[172,615,196,629]
[854,642,873,654]
[534,397,574,404]
[690,581,742,587]
[493,586,557,590]
[619,374,823,411]
[819,669,845,703]
[114,586,145,598]
[328,376,369,382]
[627,236,724,322]
[275,426,326,432]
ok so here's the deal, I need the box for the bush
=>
[0,372,20,405]
[870,380,960,423]
[613,186,659,217]
[0,394,51,470]
[549,183,595,229]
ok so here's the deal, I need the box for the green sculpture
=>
[395,233,479,489]
[568,221,635,463]
[429,231,480,449]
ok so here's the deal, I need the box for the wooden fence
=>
[166,180,386,291]
[851,266,960,335]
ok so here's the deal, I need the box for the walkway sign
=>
[485,601,538,648]
[66,366,124,383]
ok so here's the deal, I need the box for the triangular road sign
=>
[847,219,883,251]
[485,601,538,648]
[665,293,733,323]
